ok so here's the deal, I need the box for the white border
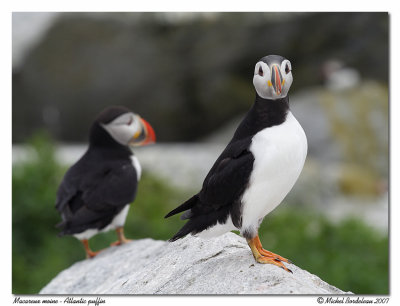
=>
[3,1,399,305]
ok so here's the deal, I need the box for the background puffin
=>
[56,106,156,258]
[165,55,307,272]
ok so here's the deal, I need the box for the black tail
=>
[168,204,231,242]
[164,195,198,218]
[55,221,67,237]
[169,220,196,242]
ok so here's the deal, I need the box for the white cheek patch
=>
[253,62,273,99]
[253,75,273,99]
[101,124,136,145]
[130,114,141,133]
[280,60,293,97]
[283,73,293,94]
[101,113,142,146]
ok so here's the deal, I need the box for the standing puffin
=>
[165,55,307,272]
[56,106,156,258]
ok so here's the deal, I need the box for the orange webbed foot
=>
[247,234,293,273]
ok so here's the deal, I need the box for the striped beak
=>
[129,117,156,146]
[271,64,283,96]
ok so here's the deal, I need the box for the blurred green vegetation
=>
[12,133,185,294]
[320,82,388,197]
[12,134,388,294]
[259,210,388,294]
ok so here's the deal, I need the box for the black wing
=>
[166,137,254,240]
[56,157,137,236]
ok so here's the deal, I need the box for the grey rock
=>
[40,232,349,295]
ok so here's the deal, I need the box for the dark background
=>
[12,12,388,143]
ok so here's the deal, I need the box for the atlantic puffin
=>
[56,106,156,258]
[165,55,307,272]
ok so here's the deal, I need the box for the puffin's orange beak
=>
[271,64,283,96]
[140,118,156,145]
[130,117,156,146]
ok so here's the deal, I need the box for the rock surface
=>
[40,232,349,294]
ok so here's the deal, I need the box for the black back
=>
[56,107,138,236]
[165,94,289,241]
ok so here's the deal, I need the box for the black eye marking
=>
[127,117,133,125]
[285,64,291,74]
[258,66,264,76]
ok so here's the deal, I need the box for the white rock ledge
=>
[40,232,350,294]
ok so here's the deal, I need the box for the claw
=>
[247,234,293,273]
[280,263,291,273]
[252,235,292,263]
[256,255,292,272]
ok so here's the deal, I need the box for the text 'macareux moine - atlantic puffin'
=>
[56,106,156,258]
[165,55,307,272]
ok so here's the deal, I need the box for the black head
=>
[259,55,286,67]
[95,106,132,125]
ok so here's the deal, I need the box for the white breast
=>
[131,155,142,180]
[240,111,307,236]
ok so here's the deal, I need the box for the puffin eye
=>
[258,66,264,76]
[285,64,291,74]
[126,117,133,126]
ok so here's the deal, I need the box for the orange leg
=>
[254,235,292,264]
[247,235,292,273]
[110,227,132,246]
[81,239,101,259]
